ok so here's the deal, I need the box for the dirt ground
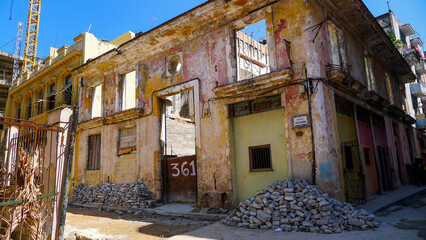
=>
[64,207,215,240]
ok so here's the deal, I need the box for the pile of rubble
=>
[222,179,380,233]
[72,179,155,208]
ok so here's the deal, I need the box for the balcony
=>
[410,82,426,97]
[416,113,426,129]
[326,64,348,84]
[416,60,426,75]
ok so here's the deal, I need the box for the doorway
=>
[161,90,197,202]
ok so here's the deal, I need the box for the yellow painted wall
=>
[232,109,287,203]
[336,113,357,142]
[115,153,137,184]
[85,170,101,186]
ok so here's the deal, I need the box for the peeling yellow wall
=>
[232,109,287,203]
[85,170,101,185]
[116,153,137,184]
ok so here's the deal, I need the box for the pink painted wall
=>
[357,120,379,197]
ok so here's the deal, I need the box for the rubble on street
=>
[72,179,155,209]
[222,179,380,233]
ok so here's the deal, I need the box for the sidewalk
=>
[356,185,426,213]
[169,185,426,240]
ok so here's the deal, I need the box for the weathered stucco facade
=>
[73,0,415,208]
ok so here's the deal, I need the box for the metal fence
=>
[341,140,366,205]
[0,116,70,240]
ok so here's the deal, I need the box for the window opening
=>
[62,74,72,105]
[26,97,32,120]
[249,144,272,171]
[168,55,182,75]
[37,91,43,115]
[16,103,21,119]
[364,147,371,165]
[236,19,270,81]
[364,57,375,91]
[121,71,136,111]
[91,84,102,118]
[87,134,101,170]
[47,83,56,111]
[328,23,344,67]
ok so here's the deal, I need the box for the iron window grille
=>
[249,144,273,172]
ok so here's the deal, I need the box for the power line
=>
[0,38,16,51]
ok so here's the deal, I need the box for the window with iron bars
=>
[249,144,273,171]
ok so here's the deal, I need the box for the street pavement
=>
[170,190,426,240]
[64,187,426,239]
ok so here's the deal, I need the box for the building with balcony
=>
[70,0,417,209]
[376,10,426,161]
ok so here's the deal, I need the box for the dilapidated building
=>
[72,0,417,208]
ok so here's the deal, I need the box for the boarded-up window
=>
[91,84,102,118]
[118,127,136,155]
[87,134,101,170]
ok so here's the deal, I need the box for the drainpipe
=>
[306,76,317,185]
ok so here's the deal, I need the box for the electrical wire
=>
[0,38,16,51]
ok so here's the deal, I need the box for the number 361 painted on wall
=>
[170,161,196,177]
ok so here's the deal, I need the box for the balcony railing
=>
[416,113,426,129]
[416,60,426,75]
[410,82,426,97]
[399,47,421,66]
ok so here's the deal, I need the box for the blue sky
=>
[0,0,424,59]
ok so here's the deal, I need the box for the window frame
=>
[120,71,136,111]
[26,97,32,120]
[87,134,101,171]
[91,84,103,119]
[117,127,137,155]
[235,18,271,82]
[37,91,43,115]
[47,83,56,111]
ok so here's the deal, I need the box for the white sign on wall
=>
[292,114,310,129]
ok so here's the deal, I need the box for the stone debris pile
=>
[72,179,155,208]
[222,179,380,233]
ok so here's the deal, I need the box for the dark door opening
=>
[161,90,197,202]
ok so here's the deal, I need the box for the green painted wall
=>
[232,109,287,203]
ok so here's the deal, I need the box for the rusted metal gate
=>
[0,117,70,240]
[377,146,397,191]
[341,140,366,204]
[163,155,197,202]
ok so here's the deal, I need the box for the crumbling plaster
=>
[73,0,416,207]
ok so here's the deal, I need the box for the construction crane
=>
[22,0,41,76]
[12,22,23,84]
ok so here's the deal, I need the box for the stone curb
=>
[370,188,426,214]
[68,201,227,221]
